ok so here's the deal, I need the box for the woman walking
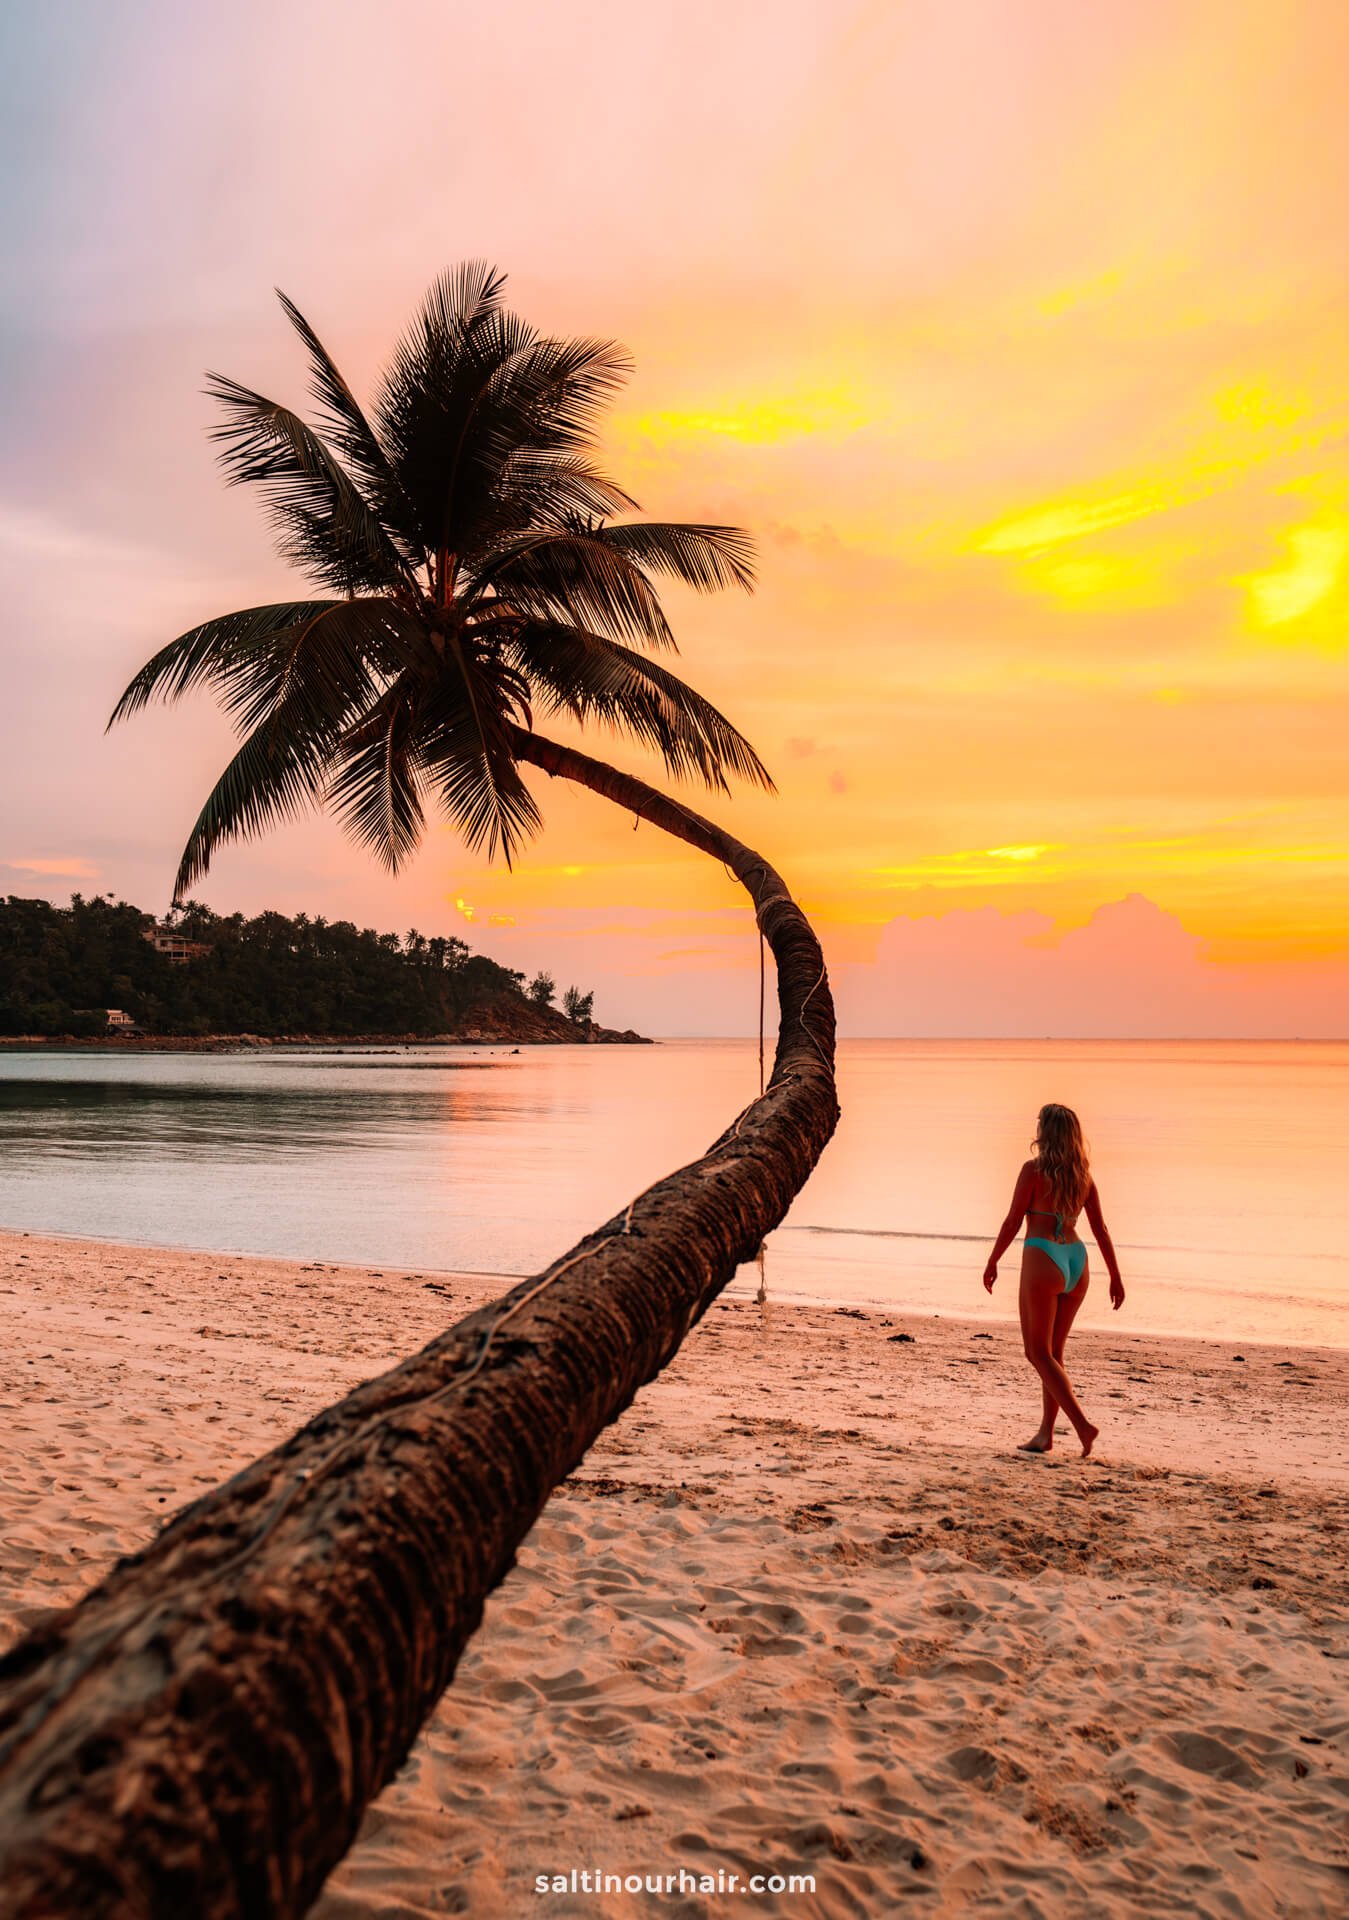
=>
[983,1103,1125,1456]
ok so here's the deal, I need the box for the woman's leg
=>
[1018,1266,1059,1451]
[1023,1266,1091,1451]
[1024,1371,1058,1452]
[1020,1367,1059,1453]
[1053,1259,1089,1364]
[1018,1251,1099,1456]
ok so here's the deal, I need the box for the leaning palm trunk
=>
[0,737,838,1920]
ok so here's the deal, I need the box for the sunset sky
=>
[2,0,1347,1033]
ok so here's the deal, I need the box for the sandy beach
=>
[1,1228,1346,1917]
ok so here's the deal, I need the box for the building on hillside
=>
[142,924,212,964]
[105,1009,138,1030]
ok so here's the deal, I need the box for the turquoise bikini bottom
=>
[1025,1237,1087,1293]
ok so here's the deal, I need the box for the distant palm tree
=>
[0,269,837,1920]
[110,261,771,896]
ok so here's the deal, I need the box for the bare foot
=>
[1017,1434,1053,1453]
[1079,1423,1100,1458]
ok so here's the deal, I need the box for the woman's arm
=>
[983,1164,1035,1292]
[1084,1181,1125,1310]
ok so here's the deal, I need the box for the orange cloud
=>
[3,856,98,878]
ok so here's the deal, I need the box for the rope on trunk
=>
[755,926,769,1306]
[758,928,766,1097]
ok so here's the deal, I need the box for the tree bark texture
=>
[0,733,839,1920]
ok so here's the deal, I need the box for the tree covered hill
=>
[0,895,626,1041]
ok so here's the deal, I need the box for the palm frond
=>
[108,602,338,726]
[424,260,510,339]
[210,598,423,736]
[472,332,634,464]
[430,716,543,865]
[441,334,634,559]
[371,270,526,540]
[470,530,674,646]
[174,707,335,899]
[375,289,634,556]
[485,450,638,533]
[205,374,412,592]
[507,624,775,794]
[326,679,428,872]
[417,648,542,864]
[597,522,756,594]
[275,292,423,551]
[110,598,419,750]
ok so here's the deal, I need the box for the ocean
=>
[1,1039,1345,1348]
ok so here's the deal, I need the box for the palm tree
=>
[108,261,770,898]
[0,267,838,1919]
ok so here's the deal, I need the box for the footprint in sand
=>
[946,1744,1028,1787]
[1156,1730,1262,1787]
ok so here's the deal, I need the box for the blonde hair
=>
[1033,1103,1090,1216]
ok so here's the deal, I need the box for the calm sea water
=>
[1,1040,1345,1348]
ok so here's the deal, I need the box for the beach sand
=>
[1,1229,1346,1917]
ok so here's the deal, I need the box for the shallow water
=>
[1,1039,1345,1346]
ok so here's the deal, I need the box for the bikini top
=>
[1026,1204,1069,1240]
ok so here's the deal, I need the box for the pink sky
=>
[2,1,1347,1033]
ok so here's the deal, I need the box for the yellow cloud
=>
[626,382,871,446]
[1036,265,1125,318]
[974,485,1174,554]
[971,386,1334,590]
[871,846,1067,889]
[862,832,1349,929]
[1014,550,1166,607]
[1242,523,1347,627]
[1214,382,1307,429]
